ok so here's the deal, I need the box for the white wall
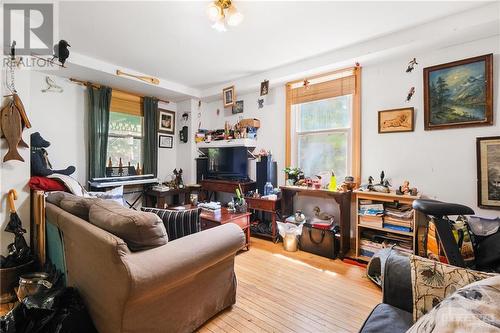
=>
[362,35,500,218]
[157,101,178,183]
[193,35,500,220]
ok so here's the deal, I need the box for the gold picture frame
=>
[378,107,414,134]
[223,86,235,107]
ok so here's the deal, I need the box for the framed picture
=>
[477,136,500,210]
[159,135,173,149]
[260,80,269,96]
[378,107,414,133]
[232,100,244,114]
[158,109,175,134]
[223,86,235,107]
[423,54,493,130]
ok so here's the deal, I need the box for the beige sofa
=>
[46,202,245,333]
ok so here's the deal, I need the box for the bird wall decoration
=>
[406,58,418,73]
[406,87,415,102]
[52,40,71,67]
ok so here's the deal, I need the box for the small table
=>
[145,188,190,208]
[245,197,281,242]
[200,208,251,250]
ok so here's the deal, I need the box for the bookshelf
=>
[354,190,426,261]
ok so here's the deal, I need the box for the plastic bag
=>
[468,216,500,236]
[277,221,303,238]
[0,287,97,333]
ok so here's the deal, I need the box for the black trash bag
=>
[0,287,97,333]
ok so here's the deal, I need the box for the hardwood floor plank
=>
[199,237,381,333]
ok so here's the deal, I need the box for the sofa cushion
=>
[409,255,495,321]
[89,200,167,251]
[46,191,76,206]
[407,275,500,333]
[359,303,413,333]
[88,186,124,205]
[47,191,96,221]
[60,197,96,221]
[141,207,201,241]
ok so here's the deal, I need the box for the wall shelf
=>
[196,138,257,149]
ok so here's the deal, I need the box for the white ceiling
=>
[59,1,488,92]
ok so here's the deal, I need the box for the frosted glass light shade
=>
[226,6,244,26]
[207,2,221,21]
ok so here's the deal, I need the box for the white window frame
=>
[290,95,353,178]
[107,111,145,165]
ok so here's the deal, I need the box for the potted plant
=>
[283,167,304,186]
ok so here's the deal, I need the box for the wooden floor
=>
[198,237,381,333]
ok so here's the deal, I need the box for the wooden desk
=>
[280,186,352,259]
[200,179,256,200]
[200,208,251,250]
[245,197,281,241]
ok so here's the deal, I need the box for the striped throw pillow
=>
[141,207,201,241]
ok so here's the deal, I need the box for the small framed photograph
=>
[260,80,269,96]
[232,100,244,114]
[477,136,500,209]
[158,109,175,134]
[378,107,414,133]
[159,135,173,149]
[223,86,235,107]
[424,54,493,130]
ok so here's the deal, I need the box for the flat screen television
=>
[207,147,248,179]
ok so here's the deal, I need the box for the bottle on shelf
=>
[328,171,337,191]
[264,182,273,196]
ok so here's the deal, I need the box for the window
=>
[286,67,361,182]
[294,95,352,181]
[106,90,144,168]
[107,112,143,167]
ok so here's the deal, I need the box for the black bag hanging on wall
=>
[300,224,340,259]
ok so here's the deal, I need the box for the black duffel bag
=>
[300,223,340,259]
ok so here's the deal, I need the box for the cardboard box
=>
[238,118,260,128]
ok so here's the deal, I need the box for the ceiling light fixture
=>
[206,0,244,32]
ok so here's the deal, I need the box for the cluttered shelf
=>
[355,189,426,261]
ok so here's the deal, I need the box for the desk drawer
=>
[247,199,277,212]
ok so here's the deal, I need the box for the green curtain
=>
[143,97,159,176]
[88,86,112,179]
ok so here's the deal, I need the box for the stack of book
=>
[309,217,334,230]
[359,229,413,257]
[383,203,414,232]
[198,201,221,214]
[358,200,384,228]
[359,238,383,257]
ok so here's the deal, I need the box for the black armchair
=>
[359,252,414,333]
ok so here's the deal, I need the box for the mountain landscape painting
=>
[424,54,493,130]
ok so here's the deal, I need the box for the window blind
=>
[288,68,356,105]
[110,90,144,116]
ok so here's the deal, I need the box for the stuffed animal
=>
[30,132,76,177]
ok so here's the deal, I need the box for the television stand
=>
[200,179,256,201]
